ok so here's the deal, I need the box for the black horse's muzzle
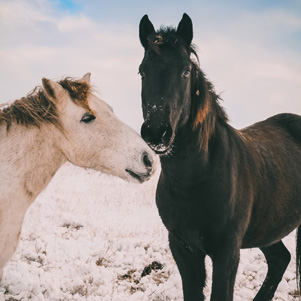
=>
[141,119,173,154]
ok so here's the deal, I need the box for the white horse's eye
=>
[81,113,96,123]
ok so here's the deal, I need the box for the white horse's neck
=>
[0,123,66,272]
[0,124,65,206]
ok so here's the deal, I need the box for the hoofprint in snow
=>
[0,163,298,300]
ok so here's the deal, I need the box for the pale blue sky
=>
[0,0,300,130]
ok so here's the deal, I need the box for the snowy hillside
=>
[0,163,299,300]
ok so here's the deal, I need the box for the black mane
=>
[147,26,181,53]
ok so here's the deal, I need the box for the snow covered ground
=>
[0,162,299,300]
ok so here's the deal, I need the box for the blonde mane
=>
[0,78,91,130]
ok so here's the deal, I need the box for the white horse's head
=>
[42,73,157,183]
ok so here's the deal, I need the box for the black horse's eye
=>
[81,113,96,123]
[183,69,191,78]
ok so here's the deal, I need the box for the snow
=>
[0,162,298,300]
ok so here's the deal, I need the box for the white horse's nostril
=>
[143,152,153,170]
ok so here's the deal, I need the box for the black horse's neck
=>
[190,65,228,147]
[159,69,229,179]
[159,120,213,176]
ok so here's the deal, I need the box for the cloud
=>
[57,15,93,32]
[190,6,301,128]
[0,0,300,132]
[268,9,301,30]
[251,61,300,83]
[0,0,144,130]
[0,0,53,27]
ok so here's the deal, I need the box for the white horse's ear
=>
[42,78,65,103]
[82,72,91,83]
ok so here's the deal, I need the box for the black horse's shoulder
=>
[265,113,301,142]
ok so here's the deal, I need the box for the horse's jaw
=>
[125,168,154,183]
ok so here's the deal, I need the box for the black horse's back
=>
[266,113,301,143]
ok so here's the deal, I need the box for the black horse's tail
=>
[296,226,301,292]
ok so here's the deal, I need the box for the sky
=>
[0,0,300,131]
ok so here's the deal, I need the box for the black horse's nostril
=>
[143,152,152,170]
[141,121,173,148]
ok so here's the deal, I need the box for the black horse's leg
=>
[253,241,291,301]
[169,233,206,300]
[210,243,240,301]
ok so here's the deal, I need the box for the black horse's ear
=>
[176,13,193,47]
[139,15,155,49]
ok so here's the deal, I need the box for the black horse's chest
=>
[156,174,219,254]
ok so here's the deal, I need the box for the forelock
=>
[147,27,184,54]
[58,78,92,112]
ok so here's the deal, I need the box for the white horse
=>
[0,73,156,281]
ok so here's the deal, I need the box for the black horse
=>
[139,13,301,300]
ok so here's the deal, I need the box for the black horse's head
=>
[139,13,198,155]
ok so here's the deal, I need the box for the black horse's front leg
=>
[169,233,206,300]
[210,242,240,301]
